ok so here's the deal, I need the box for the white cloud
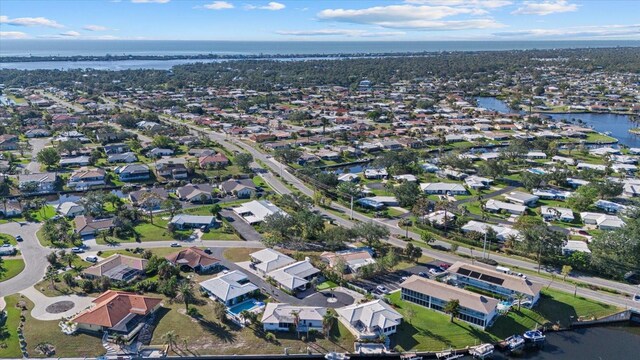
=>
[245,2,285,11]
[316,4,504,30]
[83,24,109,31]
[59,31,81,37]
[131,0,170,3]
[0,31,30,39]
[204,1,234,10]
[0,15,64,28]
[404,0,512,8]
[494,24,640,38]
[512,1,578,16]
[276,29,406,37]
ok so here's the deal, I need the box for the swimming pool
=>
[227,299,263,315]
[527,168,546,175]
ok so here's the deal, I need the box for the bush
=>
[187,307,201,318]
[475,257,498,266]
[265,332,276,343]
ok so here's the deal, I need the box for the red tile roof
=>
[72,291,162,328]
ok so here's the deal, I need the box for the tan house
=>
[83,254,147,282]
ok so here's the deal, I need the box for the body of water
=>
[2,40,640,57]
[476,97,640,148]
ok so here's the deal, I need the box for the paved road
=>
[0,222,50,298]
[108,98,640,308]
[25,137,50,173]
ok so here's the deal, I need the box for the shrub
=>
[187,307,201,318]
[265,332,276,342]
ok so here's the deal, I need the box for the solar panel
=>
[479,274,504,285]
[458,268,472,276]
[469,271,482,279]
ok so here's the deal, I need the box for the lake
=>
[476,97,640,148]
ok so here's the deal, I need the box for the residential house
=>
[24,129,51,138]
[401,276,499,329]
[364,168,388,179]
[267,259,321,293]
[148,148,174,158]
[219,179,258,198]
[199,153,229,168]
[169,214,217,230]
[594,199,627,213]
[233,200,287,224]
[18,172,57,193]
[562,240,591,256]
[116,164,151,182]
[447,262,543,306]
[261,303,326,332]
[504,191,539,207]
[165,246,221,273]
[199,270,259,306]
[129,188,169,208]
[532,188,572,201]
[580,212,625,230]
[55,201,85,218]
[0,200,22,218]
[320,249,376,274]
[103,143,130,155]
[74,215,115,237]
[156,162,188,180]
[0,135,18,150]
[420,182,467,195]
[83,254,147,282]
[465,175,492,190]
[484,199,526,215]
[540,206,575,222]
[336,300,402,340]
[72,291,162,339]
[461,221,521,241]
[107,152,138,163]
[250,248,296,275]
[175,184,214,203]
[68,167,106,190]
[59,156,90,167]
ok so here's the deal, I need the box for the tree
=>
[444,299,460,323]
[322,310,337,337]
[405,307,416,324]
[57,139,82,156]
[567,184,598,212]
[162,198,182,218]
[273,148,302,164]
[79,192,107,218]
[520,171,544,191]
[353,222,390,249]
[382,249,399,270]
[514,216,566,273]
[36,148,60,169]
[138,192,164,224]
[561,265,573,281]
[152,135,177,150]
[0,258,6,279]
[479,160,508,180]
[421,231,435,245]
[162,331,179,354]
[235,153,253,172]
[404,243,423,263]
[44,265,57,290]
[211,301,227,322]
[175,280,195,311]
[320,226,354,250]
[594,180,624,199]
[514,292,526,311]
[392,181,421,208]
[61,251,76,268]
[589,210,640,278]
[412,197,429,223]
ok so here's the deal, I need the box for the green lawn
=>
[36,227,74,248]
[29,205,56,222]
[0,295,23,358]
[222,247,261,262]
[0,258,26,281]
[316,281,338,291]
[0,233,17,245]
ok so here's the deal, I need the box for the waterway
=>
[476,97,640,148]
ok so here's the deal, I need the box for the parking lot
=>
[349,260,452,296]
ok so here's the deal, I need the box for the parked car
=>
[633,294,640,303]
[85,256,98,263]
[376,285,389,294]
[71,247,85,254]
[429,267,445,275]
[15,235,23,242]
[399,276,408,283]
[439,263,450,269]
[418,272,428,278]
[204,248,213,254]
[578,230,590,235]
[170,242,182,247]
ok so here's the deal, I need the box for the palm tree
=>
[444,299,460,323]
[322,310,337,337]
[114,334,126,347]
[175,280,195,311]
[161,331,179,354]
[291,310,301,338]
[44,265,57,290]
[405,307,416,325]
[435,200,449,234]
[514,293,527,311]
[61,251,76,269]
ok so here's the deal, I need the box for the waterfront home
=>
[401,275,499,329]
[165,246,221,273]
[74,215,115,237]
[83,254,147,282]
[526,151,547,159]
[72,291,162,340]
[175,183,214,203]
[67,167,106,190]
[116,164,150,182]
[233,200,287,224]
[107,152,138,163]
[250,248,296,275]
[461,220,521,241]
[199,270,259,307]
[447,262,542,306]
[577,163,607,172]
[0,200,22,218]
[580,212,625,230]
[55,201,85,218]
[364,168,388,179]
[219,179,257,198]
[484,199,526,215]
[503,191,539,207]
[420,182,467,195]
[540,206,575,222]
[320,249,376,274]
[169,214,217,230]
[336,300,402,340]
[18,172,57,193]
[465,175,492,190]
[261,303,326,332]
[267,259,321,293]
[562,240,591,256]
[129,187,169,208]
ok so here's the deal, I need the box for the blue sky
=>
[1,0,639,41]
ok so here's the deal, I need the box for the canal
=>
[476,97,640,148]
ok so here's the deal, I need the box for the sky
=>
[1,0,639,41]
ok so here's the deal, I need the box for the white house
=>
[420,182,467,195]
[562,240,591,256]
[267,259,321,293]
[465,175,492,190]
[56,201,85,218]
[484,199,526,215]
[532,188,572,201]
[504,191,539,207]
[233,200,287,224]
[580,212,625,230]
[594,200,627,213]
[169,215,217,230]
[250,248,296,275]
[336,300,402,340]
[540,206,574,222]
[199,270,258,307]
[261,303,326,332]
[461,220,521,241]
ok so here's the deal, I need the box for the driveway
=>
[219,209,262,241]
[0,221,50,298]
[20,286,95,321]
[303,288,357,309]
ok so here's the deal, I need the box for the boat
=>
[325,352,349,360]
[504,335,525,352]
[469,343,495,359]
[401,353,423,360]
[436,349,464,360]
[523,329,546,343]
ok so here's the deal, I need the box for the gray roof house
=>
[199,270,259,307]
[169,214,217,230]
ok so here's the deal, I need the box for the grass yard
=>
[1,233,17,245]
[0,258,26,281]
[28,205,56,222]
[150,297,355,356]
[316,280,338,291]
[0,295,22,358]
[222,247,261,262]
[0,294,104,358]
[387,291,498,351]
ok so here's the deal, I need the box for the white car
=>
[376,285,389,294]
[71,247,85,254]
[85,256,98,263]
[170,242,181,247]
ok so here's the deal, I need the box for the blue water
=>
[227,299,259,315]
[2,40,639,57]
[476,97,640,148]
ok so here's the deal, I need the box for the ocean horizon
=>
[2,39,640,57]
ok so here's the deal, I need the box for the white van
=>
[496,266,511,274]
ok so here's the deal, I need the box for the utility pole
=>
[350,195,354,220]
[482,232,488,259]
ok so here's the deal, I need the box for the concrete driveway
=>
[219,209,262,241]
